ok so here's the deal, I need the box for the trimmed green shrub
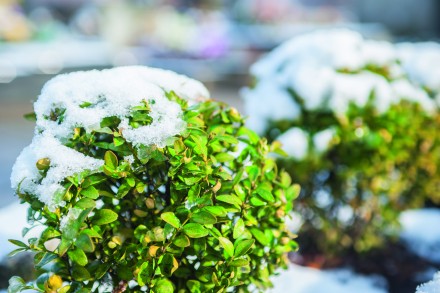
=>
[243,29,440,256]
[9,67,298,292]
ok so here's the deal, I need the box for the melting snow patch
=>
[400,209,440,263]
[271,264,387,293]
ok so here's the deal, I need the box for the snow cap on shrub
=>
[11,66,209,211]
[243,29,437,134]
[9,66,298,293]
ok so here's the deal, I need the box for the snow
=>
[242,81,301,134]
[397,42,440,95]
[313,128,335,153]
[34,66,208,142]
[60,207,83,232]
[271,264,387,293]
[11,134,103,210]
[416,272,440,293]
[11,66,210,210]
[244,29,440,140]
[400,209,440,263]
[276,128,309,160]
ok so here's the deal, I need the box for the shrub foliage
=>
[243,29,440,256]
[9,69,298,293]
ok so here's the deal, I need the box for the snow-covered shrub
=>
[243,29,440,255]
[8,67,298,292]
[416,272,440,293]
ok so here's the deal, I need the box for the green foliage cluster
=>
[265,68,440,256]
[9,94,298,293]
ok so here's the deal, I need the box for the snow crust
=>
[243,29,440,151]
[11,66,209,210]
[416,272,440,293]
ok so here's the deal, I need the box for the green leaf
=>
[76,233,95,253]
[68,247,88,266]
[161,212,181,229]
[81,186,99,199]
[246,166,260,182]
[8,248,26,258]
[216,194,242,207]
[23,112,36,122]
[159,254,178,277]
[286,184,301,201]
[250,228,269,246]
[202,206,227,217]
[104,151,118,170]
[234,184,246,199]
[35,252,58,269]
[191,211,217,225]
[155,278,174,293]
[233,219,245,239]
[215,153,235,163]
[58,238,72,257]
[219,237,234,259]
[256,187,275,203]
[186,280,201,293]
[117,182,132,198]
[250,196,266,207]
[72,265,91,281]
[190,134,207,158]
[75,198,96,209]
[238,127,260,145]
[183,223,209,238]
[138,261,154,287]
[173,234,190,248]
[92,209,118,225]
[213,135,239,145]
[229,258,250,267]
[232,169,244,186]
[8,276,27,293]
[234,239,255,257]
[215,170,232,181]
[81,229,102,239]
[113,136,125,147]
[8,239,28,248]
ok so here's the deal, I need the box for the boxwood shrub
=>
[243,29,440,256]
[8,67,298,293]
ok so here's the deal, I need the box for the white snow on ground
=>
[271,264,387,293]
[416,272,440,293]
[400,209,440,263]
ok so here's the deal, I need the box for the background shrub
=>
[243,29,440,256]
[9,67,298,293]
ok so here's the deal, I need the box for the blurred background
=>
[1,1,440,291]
[1,0,440,207]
